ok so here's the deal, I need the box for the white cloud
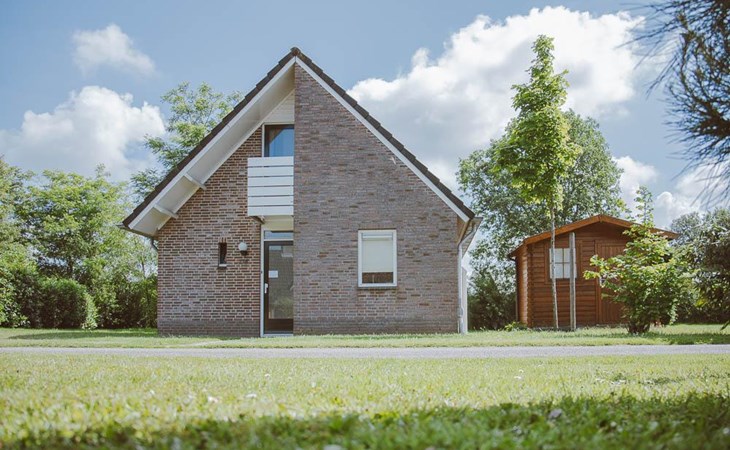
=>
[73,24,156,76]
[614,155,658,209]
[654,165,729,227]
[0,86,165,179]
[348,6,645,191]
[613,155,728,227]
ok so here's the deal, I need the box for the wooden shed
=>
[509,214,677,328]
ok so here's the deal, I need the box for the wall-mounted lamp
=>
[238,241,248,254]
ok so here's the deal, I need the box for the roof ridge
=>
[124,47,475,229]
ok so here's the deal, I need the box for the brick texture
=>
[293,64,460,335]
[156,130,262,337]
[155,67,463,337]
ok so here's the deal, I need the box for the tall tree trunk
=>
[550,207,559,329]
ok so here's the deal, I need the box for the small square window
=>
[549,248,576,279]
[264,125,294,157]
[358,230,397,287]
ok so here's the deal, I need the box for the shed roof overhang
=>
[507,214,679,258]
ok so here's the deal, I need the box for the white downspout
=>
[457,218,481,334]
[458,245,465,334]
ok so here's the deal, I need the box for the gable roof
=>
[123,47,475,237]
[508,214,679,257]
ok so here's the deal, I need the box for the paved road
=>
[1,344,728,359]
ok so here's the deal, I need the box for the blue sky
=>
[0,0,715,226]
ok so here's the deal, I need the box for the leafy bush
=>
[110,275,157,328]
[36,278,96,329]
[468,270,515,330]
[0,265,26,327]
[503,321,528,332]
[671,209,730,325]
[9,264,43,328]
[2,265,100,329]
[585,221,694,334]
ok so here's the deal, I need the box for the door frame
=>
[260,229,294,336]
[263,240,294,334]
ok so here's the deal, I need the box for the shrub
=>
[503,321,528,332]
[0,266,26,327]
[109,275,157,328]
[10,264,43,327]
[38,278,96,329]
[585,222,694,334]
[671,209,730,325]
[468,270,515,330]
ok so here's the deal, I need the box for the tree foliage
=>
[131,82,242,199]
[639,0,730,199]
[585,190,695,333]
[1,161,157,329]
[467,271,515,330]
[16,168,127,280]
[492,35,582,328]
[459,111,624,302]
[0,158,33,326]
[671,208,730,325]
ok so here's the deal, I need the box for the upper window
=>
[549,248,576,279]
[358,230,397,287]
[264,125,294,157]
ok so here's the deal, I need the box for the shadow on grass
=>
[5,394,728,449]
[7,329,158,340]
[639,330,730,345]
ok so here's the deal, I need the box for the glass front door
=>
[264,240,294,333]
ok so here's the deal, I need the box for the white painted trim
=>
[153,205,179,219]
[294,57,470,222]
[249,186,293,197]
[260,228,295,337]
[261,89,295,128]
[458,244,464,334]
[456,217,480,334]
[357,229,397,288]
[261,123,295,158]
[183,173,206,190]
[156,215,171,231]
[128,58,296,231]
[248,156,294,167]
[259,228,265,337]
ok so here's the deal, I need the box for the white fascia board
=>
[128,58,296,232]
[183,173,206,190]
[458,217,482,256]
[294,57,470,222]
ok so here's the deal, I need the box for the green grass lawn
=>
[0,354,728,449]
[0,324,728,348]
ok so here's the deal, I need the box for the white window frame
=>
[549,247,576,280]
[261,123,295,157]
[358,230,397,288]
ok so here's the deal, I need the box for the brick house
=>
[123,48,480,337]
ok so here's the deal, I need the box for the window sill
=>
[357,284,397,290]
[217,264,228,269]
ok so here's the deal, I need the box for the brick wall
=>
[293,64,460,334]
[156,129,262,337]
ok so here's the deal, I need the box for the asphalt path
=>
[1,344,728,359]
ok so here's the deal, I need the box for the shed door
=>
[596,244,625,324]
